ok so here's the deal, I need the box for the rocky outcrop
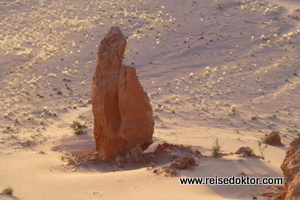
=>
[264,131,282,146]
[91,26,154,160]
[281,136,300,200]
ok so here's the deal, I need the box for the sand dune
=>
[1,0,300,199]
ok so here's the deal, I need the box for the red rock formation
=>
[91,26,154,159]
[281,136,300,199]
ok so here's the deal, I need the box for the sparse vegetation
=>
[70,121,87,135]
[251,116,258,120]
[57,91,63,95]
[75,129,87,135]
[217,3,223,9]
[258,141,268,159]
[2,187,14,195]
[212,138,222,158]
[70,121,87,130]
[229,106,236,115]
[153,115,159,119]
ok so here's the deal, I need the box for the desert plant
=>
[2,187,14,195]
[70,121,87,135]
[57,90,62,95]
[251,116,258,120]
[200,99,206,110]
[70,121,87,130]
[75,129,87,135]
[229,105,236,115]
[269,114,277,119]
[218,3,223,9]
[258,141,268,159]
[212,139,222,158]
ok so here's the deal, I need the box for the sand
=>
[1,0,300,199]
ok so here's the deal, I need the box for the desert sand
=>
[1,0,300,199]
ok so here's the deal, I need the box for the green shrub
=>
[70,121,87,130]
[75,129,87,135]
[2,187,14,195]
[70,121,87,135]
[212,139,222,158]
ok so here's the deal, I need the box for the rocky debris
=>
[236,146,255,157]
[126,145,143,162]
[150,165,177,177]
[280,136,300,200]
[150,156,196,177]
[154,142,171,155]
[264,131,282,146]
[153,143,197,170]
[194,149,202,156]
[70,150,99,165]
[177,156,196,170]
[261,186,286,200]
[91,26,154,159]
[67,141,198,177]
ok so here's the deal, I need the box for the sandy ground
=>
[1,0,300,199]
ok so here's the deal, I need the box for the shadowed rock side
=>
[91,26,154,160]
[281,136,300,200]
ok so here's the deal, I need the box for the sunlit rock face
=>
[91,26,154,160]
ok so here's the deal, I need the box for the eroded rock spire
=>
[91,26,154,160]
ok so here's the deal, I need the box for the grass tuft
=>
[2,187,14,195]
[212,138,222,158]
[70,121,87,135]
[217,3,223,9]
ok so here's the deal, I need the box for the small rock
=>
[178,157,190,170]
[161,142,170,149]
[194,149,201,156]
[38,151,46,154]
[264,131,282,146]
[177,156,196,170]
[154,144,166,155]
[236,147,254,157]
